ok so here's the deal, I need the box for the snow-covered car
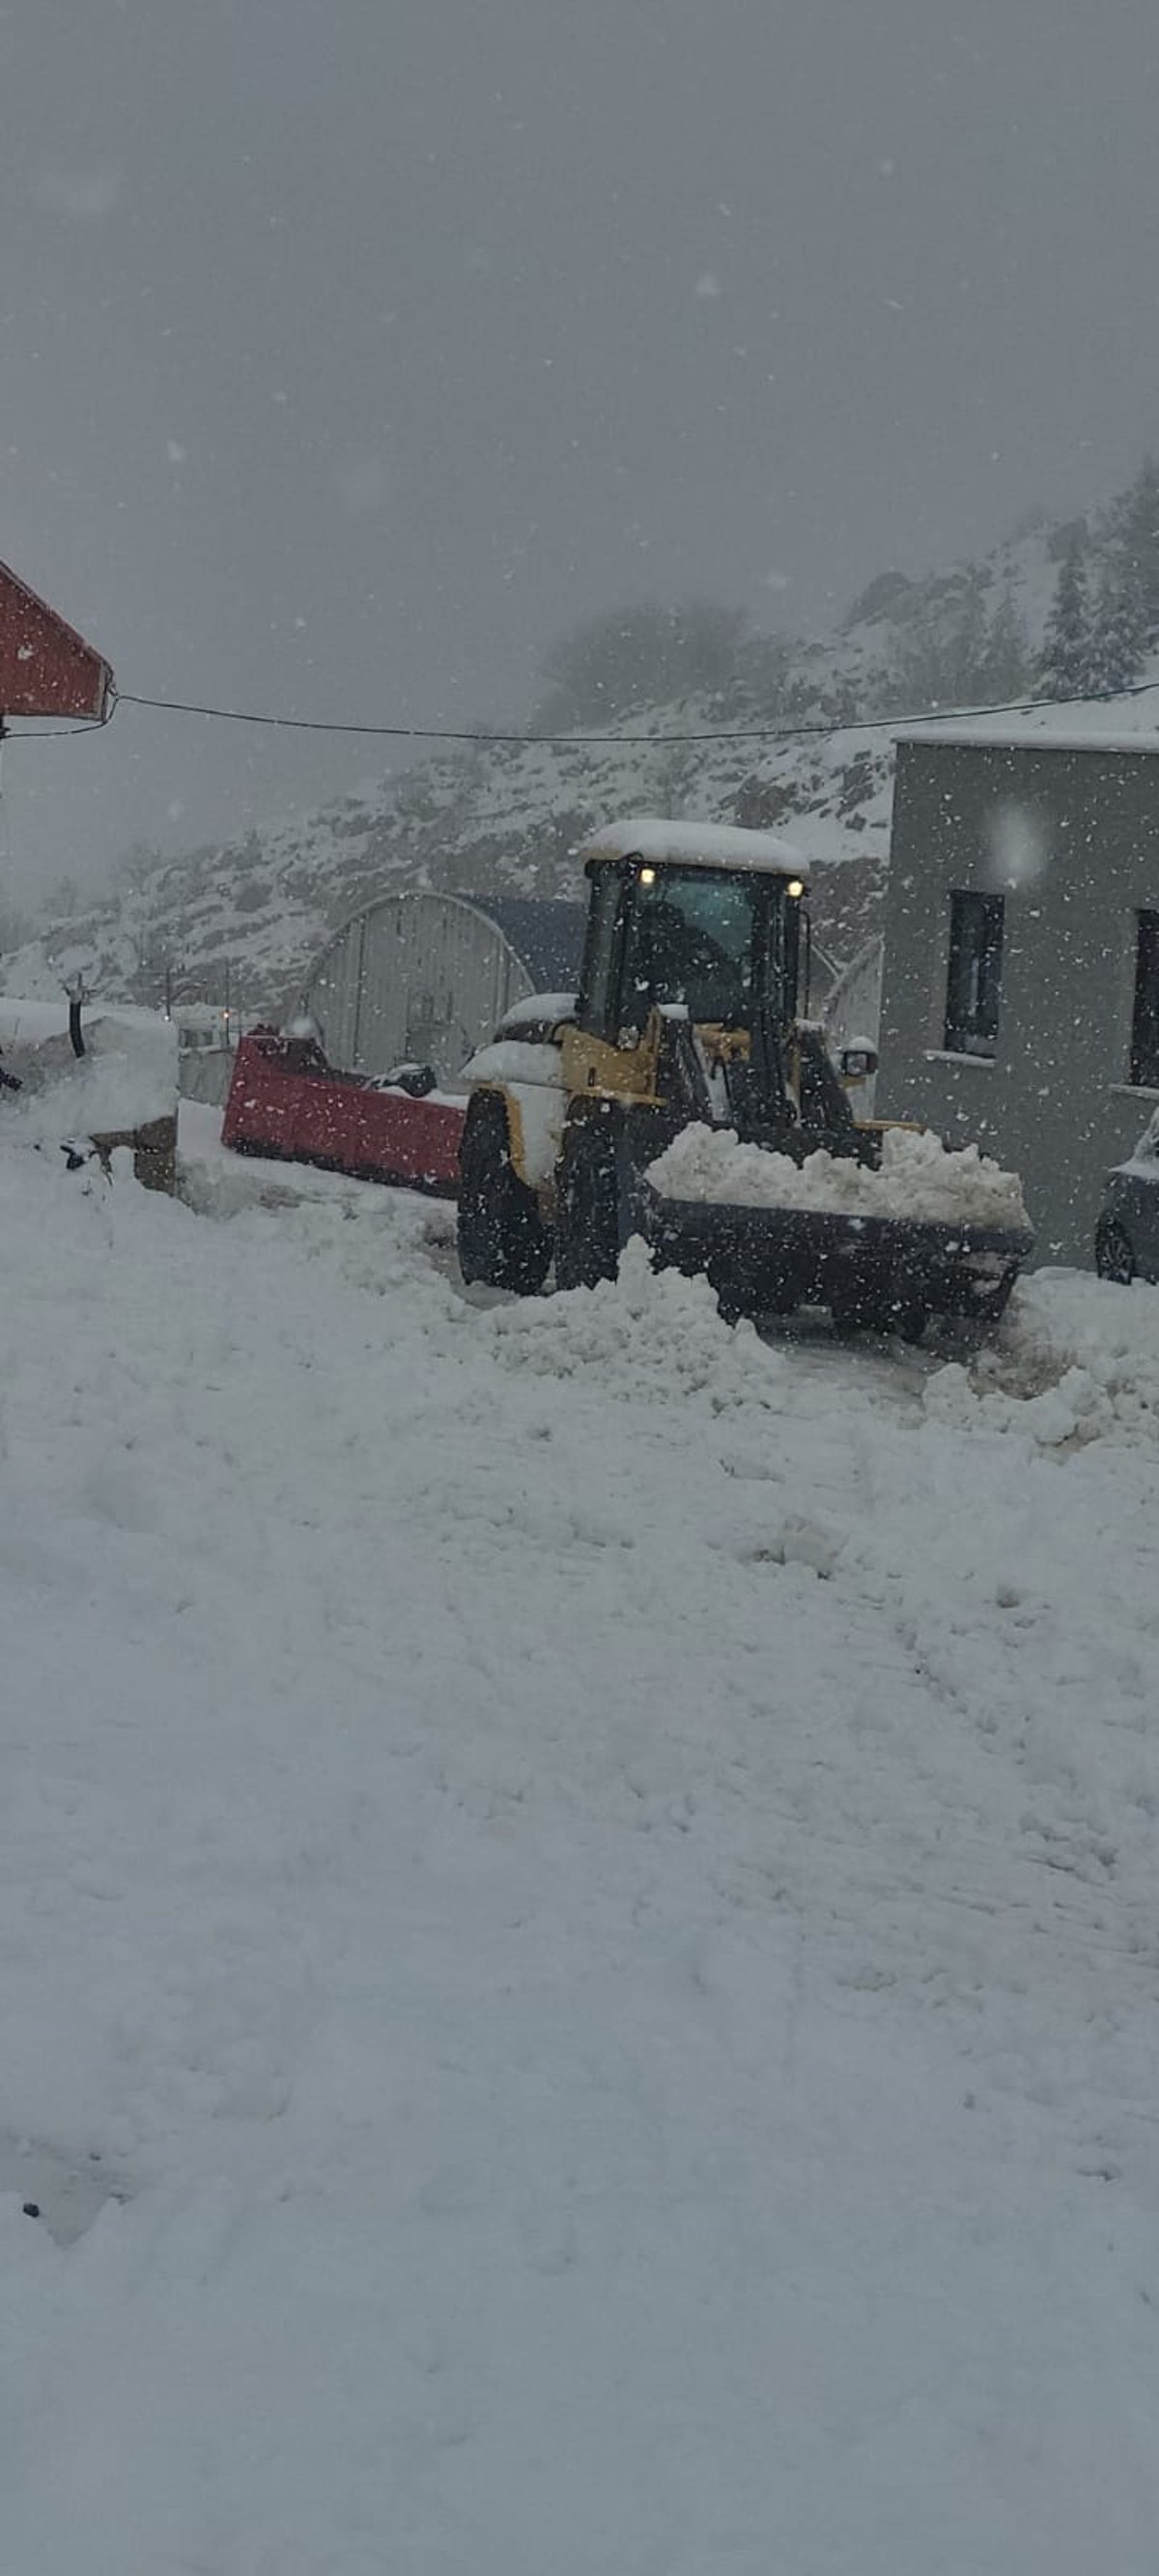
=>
[1095,1108,1159,1282]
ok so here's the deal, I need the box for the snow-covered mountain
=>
[0,717,898,1017]
[4,508,1151,1017]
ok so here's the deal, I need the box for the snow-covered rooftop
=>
[577,816,806,874]
[894,711,1159,757]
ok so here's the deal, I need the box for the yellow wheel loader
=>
[457,819,1032,1334]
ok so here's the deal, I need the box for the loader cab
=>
[576,844,807,1045]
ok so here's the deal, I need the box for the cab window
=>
[625,872,759,1024]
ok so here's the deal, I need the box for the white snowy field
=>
[2,1126,1159,2574]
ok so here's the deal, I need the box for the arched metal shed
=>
[299,889,585,1087]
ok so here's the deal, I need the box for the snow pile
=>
[0,1005,177,1148]
[648,1120,1031,1231]
[486,1236,785,1406]
[177,1101,463,1313]
[927,1267,1159,1448]
[179,1094,425,1221]
[926,1355,1124,1450]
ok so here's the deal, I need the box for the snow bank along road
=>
[2,1133,1158,2574]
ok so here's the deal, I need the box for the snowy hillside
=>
[3,1126,1159,2567]
[0,716,900,1018]
[7,507,1157,1020]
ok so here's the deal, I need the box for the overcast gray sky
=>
[2,0,1158,898]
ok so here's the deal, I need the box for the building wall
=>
[876,738,1159,1265]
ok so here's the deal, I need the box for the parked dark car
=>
[1095,1111,1159,1282]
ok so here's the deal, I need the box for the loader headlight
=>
[787,879,806,900]
[638,865,657,886]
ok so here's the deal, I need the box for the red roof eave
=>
[0,558,114,721]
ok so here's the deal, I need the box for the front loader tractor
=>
[456,818,1032,1333]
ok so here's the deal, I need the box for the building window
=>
[944,891,1004,1057]
[1130,911,1159,1087]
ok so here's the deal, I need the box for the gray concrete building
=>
[876,730,1159,1265]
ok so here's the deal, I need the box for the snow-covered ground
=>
[3,1120,1159,2572]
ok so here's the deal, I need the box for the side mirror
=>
[838,1043,878,1082]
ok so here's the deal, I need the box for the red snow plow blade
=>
[222,1030,465,1194]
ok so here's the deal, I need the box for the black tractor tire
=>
[457,1092,553,1294]
[1095,1218,1136,1285]
[554,1116,623,1291]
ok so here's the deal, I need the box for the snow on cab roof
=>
[577,816,806,875]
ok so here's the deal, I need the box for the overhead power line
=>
[114,674,1159,747]
[4,719,109,740]
[8,673,1159,752]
